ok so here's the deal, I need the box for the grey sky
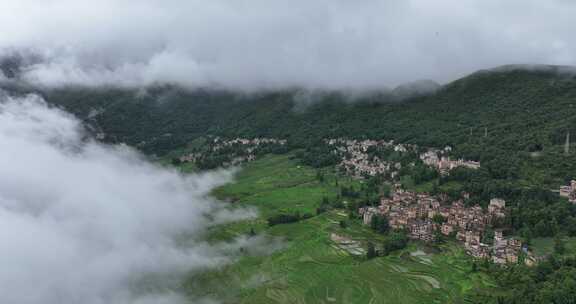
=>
[0,0,575,89]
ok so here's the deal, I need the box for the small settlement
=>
[559,180,576,203]
[326,138,413,178]
[420,148,480,175]
[359,186,529,265]
[325,139,480,179]
[178,137,287,166]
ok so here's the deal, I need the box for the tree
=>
[433,229,445,244]
[348,210,357,220]
[339,220,348,229]
[248,227,257,237]
[535,220,549,237]
[382,232,408,255]
[316,170,325,182]
[520,227,533,246]
[171,157,182,166]
[366,242,377,259]
[432,213,446,225]
[482,228,495,245]
[554,235,566,255]
[267,213,301,226]
[431,181,440,195]
[370,215,389,234]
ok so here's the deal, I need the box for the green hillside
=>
[5,65,576,303]
[15,65,574,187]
[184,154,495,304]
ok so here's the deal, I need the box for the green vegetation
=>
[530,237,576,256]
[212,154,348,218]
[29,66,576,189]
[11,65,576,302]
[184,154,494,303]
[476,254,576,304]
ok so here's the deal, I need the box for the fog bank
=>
[0,93,255,303]
[0,0,575,89]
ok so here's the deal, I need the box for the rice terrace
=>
[182,154,495,303]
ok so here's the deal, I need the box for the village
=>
[173,137,530,266]
[177,136,482,178]
[419,148,481,175]
[326,138,412,178]
[177,137,287,167]
[358,185,542,266]
[174,137,572,267]
[325,138,481,179]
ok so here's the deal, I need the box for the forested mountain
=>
[3,65,576,186]
[4,66,576,303]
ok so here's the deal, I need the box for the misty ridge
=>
[3,50,576,110]
[0,50,445,106]
[1,0,575,90]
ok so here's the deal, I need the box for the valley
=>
[3,3,576,303]
[182,154,495,303]
[4,66,576,303]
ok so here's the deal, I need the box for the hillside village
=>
[176,136,481,177]
[326,138,480,178]
[173,136,573,267]
[419,149,481,175]
[358,185,546,266]
[177,137,287,167]
[326,138,413,178]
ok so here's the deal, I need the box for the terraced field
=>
[184,154,495,303]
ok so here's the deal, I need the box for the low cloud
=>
[0,0,576,89]
[0,93,255,303]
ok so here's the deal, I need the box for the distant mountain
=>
[391,79,441,100]
[0,49,42,79]
[2,64,576,185]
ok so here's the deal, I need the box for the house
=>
[488,198,506,213]
[359,207,379,225]
[488,198,506,219]
[560,180,576,203]
[456,230,466,242]
[492,231,522,265]
[441,223,455,236]
[408,219,434,242]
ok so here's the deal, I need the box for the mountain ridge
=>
[1,64,576,187]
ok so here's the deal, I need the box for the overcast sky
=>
[0,0,575,89]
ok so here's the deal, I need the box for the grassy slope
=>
[184,154,494,303]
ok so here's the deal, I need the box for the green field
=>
[184,154,495,303]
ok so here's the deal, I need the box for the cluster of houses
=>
[179,152,201,163]
[559,180,576,203]
[359,186,526,265]
[178,137,286,165]
[324,138,480,179]
[211,137,287,148]
[326,139,412,178]
[420,148,480,174]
